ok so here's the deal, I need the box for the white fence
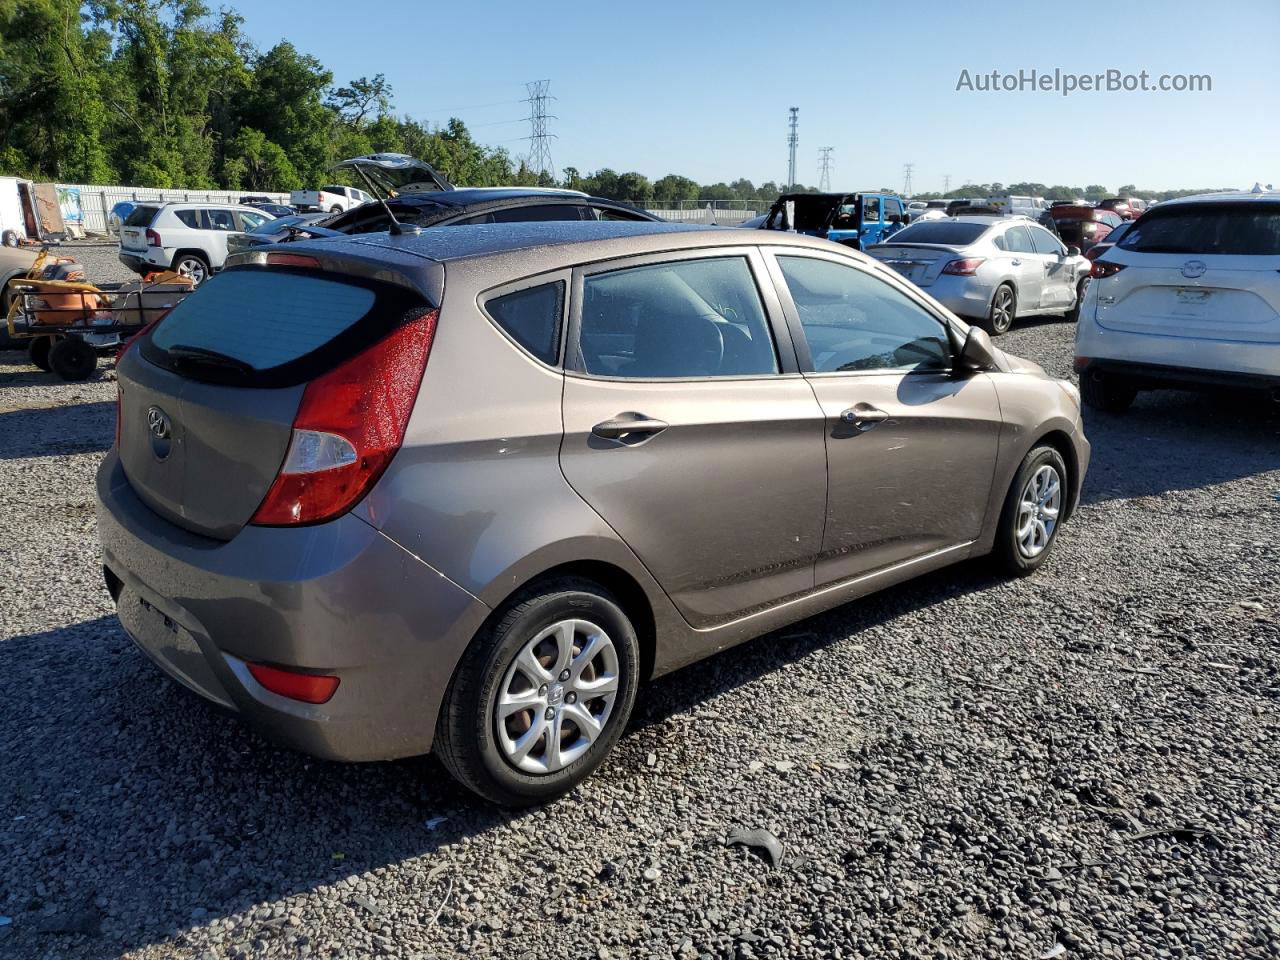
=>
[56,183,290,236]
[646,207,762,225]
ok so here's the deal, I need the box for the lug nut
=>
[544,707,556,721]
[565,692,577,704]
[558,670,570,682]
[538,684,548,697]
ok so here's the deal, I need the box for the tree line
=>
[0,2,1244,207]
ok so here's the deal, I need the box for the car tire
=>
[981,284,1016,336]
[329,205,343,213]
[436,577,641,807]
[994,444,1068,577]
[171,253,210,287]
[1,230,18,248]
[48,336,97,381]
[1080,370,1137,414]
[1065,278,1089,323]
[28,336,52,371]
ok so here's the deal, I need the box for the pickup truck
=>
[289,185,372,213]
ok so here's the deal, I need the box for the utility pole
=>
[902,162,914,198]
[943,173,952,194]
[818,146,833,191]
[786,107,799,188]
[523,80,557,181]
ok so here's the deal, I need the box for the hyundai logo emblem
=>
[147,406,171,439]
[1180,260,1207,279]
[147,405,173,461]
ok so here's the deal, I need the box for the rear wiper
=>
[165,344,254,377]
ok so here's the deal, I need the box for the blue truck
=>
[758,192,910,249]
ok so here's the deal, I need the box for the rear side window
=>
[124,205,160,227]
[486,283,563,364]
[174,209,203,229]
[1003,226,1036,254]
[488,205,587,223]
[578,257,778,379]
[1118,204,1280,256]
[143,269,427,386]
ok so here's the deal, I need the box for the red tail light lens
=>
[250,308,439,526]
[247,663,340,704]
[1091,260,1126,279]
[145,229,161,247]
[941,257,986,276]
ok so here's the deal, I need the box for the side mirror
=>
[1066,245,1081,257]
[958,326,1000,371]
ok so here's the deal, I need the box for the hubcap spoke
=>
[563,703,603,744]
[497,686,542,719]
[516,644,553,685]
[508,713,547,764]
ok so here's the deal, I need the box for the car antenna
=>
[347,162,422,236]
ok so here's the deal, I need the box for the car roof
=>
[1156,190,1280,207]
[289,220,855,265]
[390,187,598,208]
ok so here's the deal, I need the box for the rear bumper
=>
[95,449,491,761]
[1075,357,1280,394]
[927,275,993,319]
[118,251,165,275]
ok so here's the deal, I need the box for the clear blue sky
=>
[236,0,1278,193]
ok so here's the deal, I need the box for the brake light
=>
[942,257,985,276]
[1091,260,1126,279]
[266,253,322,269]
[145,229,161,247]
[250,308,439,526]
[247,663,340,704]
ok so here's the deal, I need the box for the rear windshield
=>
[1117,204,1280,256]
[142,268,428,387]
[124,205,160,227]
[883,221,988,245]
[1049,206,1095,220]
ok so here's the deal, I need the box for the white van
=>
[0,176,39,247]
[988,195,1049,219]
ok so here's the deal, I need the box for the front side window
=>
[206,209,236,231]
[239,211,268,230]
[578,257,778,379]
[486,282,564,364]
[776,256,950,374]
[1029,227,1064,255]
[489,204,587,223]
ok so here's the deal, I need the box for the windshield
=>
[1117,204,1280,256]
[885,221,989,245]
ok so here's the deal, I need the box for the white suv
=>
[118,203,275,286]
[1075,191,1280,412]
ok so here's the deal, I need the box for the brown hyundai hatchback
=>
[97,221,1089,805]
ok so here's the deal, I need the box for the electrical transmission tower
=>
[943,173,952,194]
[523,80,557,181]
[786,108,799,188]
[818,147,833,191]
[902,162,914,198]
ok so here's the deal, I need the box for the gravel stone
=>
[2,284,1279,959]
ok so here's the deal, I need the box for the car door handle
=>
[1010,259,1022,266]
[839,404,889,429]
[592,414,669,441]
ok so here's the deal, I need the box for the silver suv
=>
[97,222,1089,805]
[118,202,275,285]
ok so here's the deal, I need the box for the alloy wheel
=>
[176,258,207,285]
[495,619,620,775]
[1015,464,1061,558]
[990,287,1014,334]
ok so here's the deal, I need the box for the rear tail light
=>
[145,229,161,247]
[250,307,439,526]
[941,257,986,276]
[247,662,340,704]
[1090,260,1126,279]
[1073,357,1092,372]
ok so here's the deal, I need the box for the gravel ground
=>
[1,256,1279,959]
